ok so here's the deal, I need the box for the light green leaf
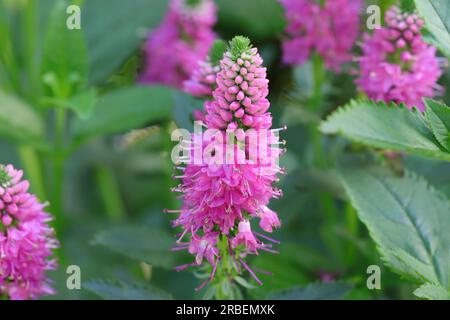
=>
[84,279,172,300]
[72,85,173,143]
[91,226,175,269]
[414,283,450,300]
[83,0,167,84]
[65,88,98,120]
[0,92,47,148]
[415,0,450,58]
[266,282,352,300]
[320,99,450,161]
[41,0,88,97]
[424,99,450,151]
[339,165,450,295]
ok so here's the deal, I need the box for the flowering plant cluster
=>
[140,0,217,88]
[356,6,446,111]
[168,37,286,294]
[0,165,58,300]
[280,0,362,72]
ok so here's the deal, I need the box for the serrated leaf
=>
[72,86,173,143]
[92,226,175,269]
[424,99,450,151]
[415,0,450,58]
[41,0,88,97]
[320,99,450,161]
[84,279,172,300]
[339,165,450,293]
[414,283,450,300]
[266,282,352,300]
[0,92,47,148]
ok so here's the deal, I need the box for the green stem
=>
[311,53,325,111]
[344,203,359,264]
[22,0,39,103]
[51,107,66,232]
[309,53,326,168]
[95,165,127,221]
[16,145,47,201]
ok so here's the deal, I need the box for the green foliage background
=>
[0,0,449,300]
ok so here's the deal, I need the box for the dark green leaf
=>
[424,99,450,151]
[72,85,173,142]
[41,0,88,97]
[339,165,450,296]
[267,282,352,300]
[84,279,172,300]
[209,39,227,66]
[320,99,450,161]
[83,0,167,84]
[91,226,175,269]
[415,0,450,58]
[216,0,285,42]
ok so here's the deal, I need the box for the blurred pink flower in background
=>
[356,6,446,111]
[280,0,362,72]
[140,0,217,88]
[183,58,220,97]
[0,164,58,300]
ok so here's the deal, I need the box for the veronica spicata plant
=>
[0,164,58,300]
[356,6,446,111]
[140,0,217,88]
[167,36,287,298]
[280,0,362,72]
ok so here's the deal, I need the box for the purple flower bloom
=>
[280,0,362,72]
[140,0,217,88]
[356,6,446,111]
[0,164,58,300]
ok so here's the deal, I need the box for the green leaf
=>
[173,91,203,131]
[83,0,167,84]
[91,226,175,269]
[401,0,416,12]
[424,99,450,151]
[0,92,47,148]
[41,0,88,98]
[320,99,450,161]
[84,279,172,300]
[72,85,173,143]
[61,88,98,120]
[415,0,450,58]
[216,0,285,42]
[266,282,352,300]
[414,283,450,300]
[209,39,227,66]
[339,165,450,294]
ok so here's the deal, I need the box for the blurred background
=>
[0,0,449,300]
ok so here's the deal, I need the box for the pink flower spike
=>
[0,164,58,300]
